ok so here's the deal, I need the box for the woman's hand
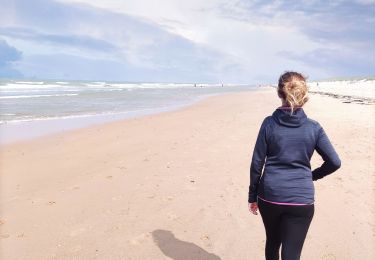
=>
[248,202,258,215]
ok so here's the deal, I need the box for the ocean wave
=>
[0,83,65,89]
[14,81,44,85]
[0,111,133,124]
[0,81,242,91]
[55,81,70,84]
[100,83,224,89]
[83,82,107,87]
[0,89,82,93]
[0,93,79,99]
[0,103,193,125]
[0,113,16,116]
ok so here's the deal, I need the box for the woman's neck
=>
[281,100,289,107]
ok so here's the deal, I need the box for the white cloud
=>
[56,0,323,80]
[2,0,373,82]
[355,0,375,4]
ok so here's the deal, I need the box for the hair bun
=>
[278,71,309,113]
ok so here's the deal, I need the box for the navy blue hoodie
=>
[248,107,341,204]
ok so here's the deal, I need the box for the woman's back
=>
[253,107,340,204]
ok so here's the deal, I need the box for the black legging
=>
[258,198,314,260]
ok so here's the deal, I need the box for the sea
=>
[0,79,258,144]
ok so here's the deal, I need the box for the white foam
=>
[55,81,70,84]
[14,81,44,85]
[0,93,79,99]
[1,89,81,93]
[0,83,63,90]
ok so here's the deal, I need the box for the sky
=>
[0,0,374,83]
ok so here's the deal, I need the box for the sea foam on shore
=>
[0,80,258,143]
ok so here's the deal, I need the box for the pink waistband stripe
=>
[257,196,314,206]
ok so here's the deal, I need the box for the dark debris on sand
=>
[309,91,375,105]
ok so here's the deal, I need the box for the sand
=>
[0,87,374,259]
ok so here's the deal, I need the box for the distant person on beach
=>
[248,71,341,260]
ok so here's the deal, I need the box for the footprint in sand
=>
[129,233,151,245]
[321,253,336,260]
[69,245,82,253]
[111,196,122,201]
[162,196,174,202]
[200,234,210,241]
[334,176,343,182]
[1,234,10,239]
[200,234,213,248]
[167,213,179,220]
[69,227,86,237]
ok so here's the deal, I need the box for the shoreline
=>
[2,85,374,146]
[0,90,255,145]
[1,88,374,259]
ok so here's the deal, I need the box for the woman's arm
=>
[248,118,268,203]
[312,126,341,181]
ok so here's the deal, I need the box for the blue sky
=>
[0,0,374,83]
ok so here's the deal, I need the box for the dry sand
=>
[0,87,374,259]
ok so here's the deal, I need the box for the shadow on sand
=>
[152,229,221,260]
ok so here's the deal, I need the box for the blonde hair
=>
[277,71,309,113]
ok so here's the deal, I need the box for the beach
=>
[0,87,374,259]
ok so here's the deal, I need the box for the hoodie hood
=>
[272,107,307,127]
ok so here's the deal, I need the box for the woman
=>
[248,71,341,260]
